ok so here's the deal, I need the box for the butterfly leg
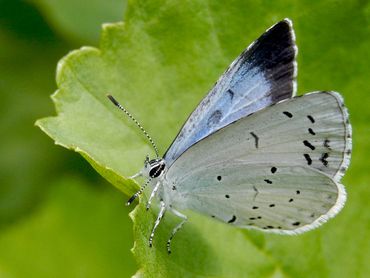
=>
[149,200,166,248]
[166,208,187,254]
[129,172,142,179]
[146,181,161,211]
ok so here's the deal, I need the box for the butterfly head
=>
[143,156,166,179]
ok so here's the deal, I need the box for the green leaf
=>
[0,178,136,277]
[131,199,279,277]
[37,0,370,277]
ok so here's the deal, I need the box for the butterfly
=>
[108,18,352,253]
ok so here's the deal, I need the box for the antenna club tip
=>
[126,194,137,206]
[107,94,119,106]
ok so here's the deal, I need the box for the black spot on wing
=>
[307,115,315,123]
[303,154,312,165]
[252,206,259,210]
[303,140,315,150]
[292,221,300,226]
[320,153,329,167]
[207,110,222,127]
[324,139,331,150]
[271,167,277,173]
[283,111,293,118]
[264,179,272,184]
[250,132,259,148]
[217,175,222,181]
[227,89,234,100]
[228,215,237,223]
[225,194,230,198]
[308,128,316,135]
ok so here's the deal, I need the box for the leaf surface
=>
[37,0,370,277]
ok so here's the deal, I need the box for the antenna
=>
[107,94,159,158]
[126,177,151,205]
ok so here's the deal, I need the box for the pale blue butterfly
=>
[108,19,352,253]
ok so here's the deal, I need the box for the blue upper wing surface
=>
[164,19,297,166]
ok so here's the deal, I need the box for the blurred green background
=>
[0,0,137,277]
[1,0,369,277]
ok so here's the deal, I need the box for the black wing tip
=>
[269,18,294,33]
[264,18,295,42]
[239,18,297,68]
[280,18,293,28]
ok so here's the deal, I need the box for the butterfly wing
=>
[170,164,345,234]
[165,92,351,233]
[164,19,298,165]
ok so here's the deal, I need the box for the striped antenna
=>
[107,94,159,158]
[126,177,152,205]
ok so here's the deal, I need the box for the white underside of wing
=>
[164,91,351,233]
[167,91,351,183]
[167,163,345,234]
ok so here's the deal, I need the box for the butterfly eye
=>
[149,160,166,178]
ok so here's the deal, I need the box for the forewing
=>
[164,19,297,165]
[165,91,351,233]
